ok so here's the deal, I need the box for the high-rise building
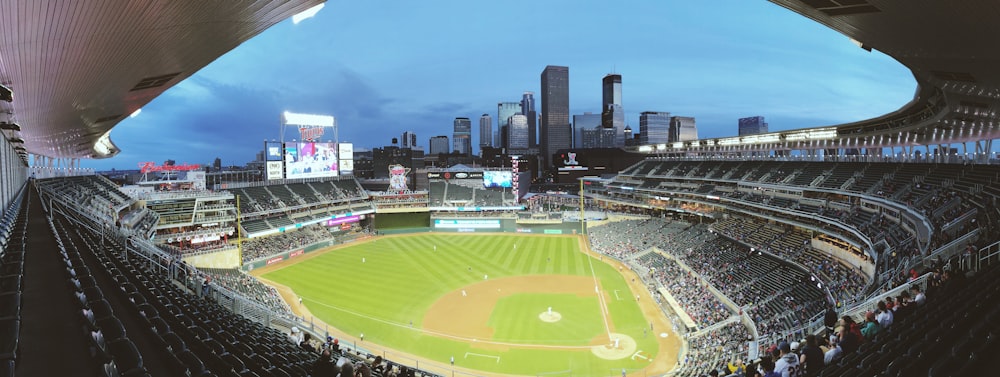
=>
[601,74,625,146]
[429,135,449,155]
[453,117,472,156]
[670,116,698,142]
[478,113,492,152]
[580,126,617,148]
[624,125,636,146]
[507,113,529,149]
[541,65,570,166]
[640,111,671,144]
[738,116,769,136]
[497,101,521,143]
[521,91,537,148]
[401,131,418,148]
[572,112,601,148]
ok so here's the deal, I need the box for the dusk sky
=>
[83,0,915,170]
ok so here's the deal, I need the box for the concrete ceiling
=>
[0,0,324,159]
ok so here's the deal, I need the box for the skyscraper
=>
[670,116,698,142]
[541,65,570,166]
[580,126,617,148]
[601,74,625,146]
[401,131,418,148]
[572,112,601,148]
[453,117,472,156]
[640,111,671,144]
[507,113,529,149]
[521,91,537,148]
[497,101,521,138]
[429,135,449,155]
[738,116,769,136]
[478,114,492,153]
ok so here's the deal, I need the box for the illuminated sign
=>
[285,142,338,179]
[283,111,334,127]
[338,143,354,161]
[427,171,484,179]
[433,219,501,229]
[265,141,283,161]
[138,162,201,174]
[325,215,360,227]
[266,161,283,180]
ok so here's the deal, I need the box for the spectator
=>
[774,341,800,377]
[910,285,926,306]
[860,312,880,341]
[300,332,316,352]
[311,349,337,377]
[875,301,893,330]
[798,334,824,377]
[837,316,862,354]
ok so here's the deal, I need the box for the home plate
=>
[659,333,669,338]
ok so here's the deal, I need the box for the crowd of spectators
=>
[242,224,337,262]
[587,218,689,259]
[712,217,868,308]
[635,252,732,328]
[671,322,753,377]
[200,267,293,316]
[588,217,837,371]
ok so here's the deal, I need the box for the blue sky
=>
[85,0,915,170]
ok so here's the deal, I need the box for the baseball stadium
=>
[2,1,1000,377]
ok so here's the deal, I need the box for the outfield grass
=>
[261,234,658,375]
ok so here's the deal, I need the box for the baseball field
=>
[254,233,679,376]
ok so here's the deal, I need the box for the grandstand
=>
[3,1,1000,376]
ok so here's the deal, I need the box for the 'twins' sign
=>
[299,127,325,141]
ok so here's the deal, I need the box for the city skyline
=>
[81,0,914,169]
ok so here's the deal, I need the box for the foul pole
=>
[580,178,585,235]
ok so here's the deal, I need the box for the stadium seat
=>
[97,316,127,343]
[99,360,119,377]
[0,318,19,361]
[0,292,19,320]
[178,350,211,377]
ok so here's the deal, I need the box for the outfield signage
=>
[433,219,501,229]
[266,256,284,265]
[325,215,360,227]
[289,250,304,258]
[428,205,525,212]
[427,171,484,179]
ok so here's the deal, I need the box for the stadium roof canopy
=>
[0,0,324,160]
[638,0,1000,156]
[1,0,999,160]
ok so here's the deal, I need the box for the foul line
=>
[585,245,613,338]
[465,352,500,363]
[613,290,622,300]
[301,296,592,350]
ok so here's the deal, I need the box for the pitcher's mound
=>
[591,333,636,360]
[539,311,562,323]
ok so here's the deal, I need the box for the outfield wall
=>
[430,217,585,234]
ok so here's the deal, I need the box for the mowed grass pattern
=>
[488,293,605,344]
[261,234,658,375]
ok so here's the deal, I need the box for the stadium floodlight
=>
[0,84,11,102]
[130,108,142,118]
[283,111,335,127]
[638,145,653,152]
[292,3,324,24]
